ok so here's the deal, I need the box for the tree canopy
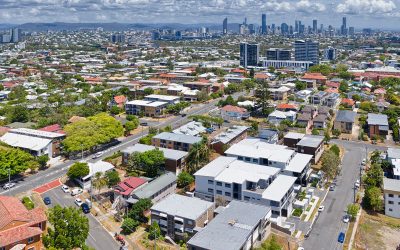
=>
[0,147,38,179]
[43,205,89,250]
[67,162,89,179]
[63,113,124,152]
[127,149,165,177]
[321,150,341,180]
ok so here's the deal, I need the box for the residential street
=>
[303,140,386,250]
[42,188,121,250]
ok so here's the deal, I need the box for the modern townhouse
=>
[125,100,168,117]
[324,92,341,107]
[225,139,312,185]
[268,86,291,101]
[295,89,313,103]
[267,110,296,125]
[144,94,181,104]
[367,113,389,138]
[311,91,328,105]
[152,132,202,152]
[383,178,400,218]
[150,194,214,240]
[210,125,248,154]
[283,133,324,164]
[194,156,281,203]
[187,200,272,250]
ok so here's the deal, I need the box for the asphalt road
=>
[42,187,120,250]
[303,140,387,250]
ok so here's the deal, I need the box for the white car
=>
[318,206,325,212]
[3,182,16,190]
[92,152,104,159]
[75,198,83,207]
[71,188,83,196]
[355,180,360,188]
[362,159,366,165]
[343,215,350,223]
[61,185,70,193]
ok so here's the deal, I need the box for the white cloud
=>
[337,0,397,14]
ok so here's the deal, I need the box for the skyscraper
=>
[240,42,260,68]
[223,17,228,35]
[281,23,289,35]
[295,20,300,33]
[313,20,318,34]
[262,14,267,35]
[324,47,337,61]
[266,48,291,61]
[11,28,21,43]
[341,17,347,36]
[294,40,319,65]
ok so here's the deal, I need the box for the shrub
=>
[292,208,303,217]
[22,196,34,210]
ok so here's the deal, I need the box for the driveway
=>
[42,187,121,250]
[302,140,387,250]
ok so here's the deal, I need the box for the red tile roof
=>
[114,95,127,105]
[373,88,386,94]
[341,98,355,106]
[277,103,298,110]
[326,81,340,88]
[325,88,339,93]
[221,105,247,114]
[302,73,327,80]
[115,177,147,196]
[231,68,247,74]
[38,124,65,134]
[0,196,46,247]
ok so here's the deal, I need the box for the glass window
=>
[216,182,222,186]
[28,237,34,243]
[208,188,213,193]
[389,201,394,204]
[225,192,231,197]
[225,183,231,188]
[216,190,222,195]
[208,180,214,184]
[388,194,394,198]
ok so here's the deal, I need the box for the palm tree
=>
[186,138,211,174]
[92,172,107,195]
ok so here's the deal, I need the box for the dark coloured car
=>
[43,197,51,205]
[81,203,90,214]
[338,232,345,243]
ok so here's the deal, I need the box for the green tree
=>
[321,151,341,180]
[121,218,140,235]
[105,170,121,187]
[67,162,89,179]
[363,163,383,188]
[186,138,211,174]
[125,121,138,135]
[63,113,124,152]
[127,198,152,223]
[37,155,50,169]
[339,81,349,92]
[92,172,107,194]
[363,186,382,211]
[8,105,29,123]
[312,128,320,135]
[143,88,154,96]
[295,81,307,91]
[329,144,340,156]
[110,106,121,115]
[347,203,360,220]
[0,147,37,179]
[177,171,194,189]
[255,81,271,115]
[148,221,161,240]
[127,150,165,177]
[43,205,89,250]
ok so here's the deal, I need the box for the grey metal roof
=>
[383,178,400,193]
[153,132,202,145]
[387,147,400,160]
[132,172,177,199]
[297,135,323,148]
[122,144,188,160]
[367,113,388,126]
[151,194,214,220]
[335,110,357,123]
[211,126,248,145]
[187,200,271,250]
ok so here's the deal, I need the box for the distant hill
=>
[0,24,17,30]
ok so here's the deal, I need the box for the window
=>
[389,208,393,211]
[187,220,193,225]
[28,237,34,243]
[208,188,213,193]
[244,196,250,201]
[208,180,214,184]
[225,183,231,188]
[225,192,231,197]
[253,159,258,163]
[216,182,222,186]
[388,201,394,204]
[245,157,251,162]
[238,156,243,160]
[216,190,222,195]
[389,194,394,198]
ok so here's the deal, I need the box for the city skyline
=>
[0,0,399,30]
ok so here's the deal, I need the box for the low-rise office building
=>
[152,132,202,152]
[150,194,214,240]
[125,100,168,117]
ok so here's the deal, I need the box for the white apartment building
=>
[194,156,297,218]
[383,178,400,218]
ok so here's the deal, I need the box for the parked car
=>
[329,185,335,191]
[343,215,350,223]
[140,122,148,126]
[85,199,92,208]
[81,203,90,214]
[61,185,70,193]
[362,159,366,165]
[71,188,83,196]
[338,232,345,243]
[3,182,16,190]
[43,197,51,205]
[92,152,104,159]
[75,198,83,207]
[318,205,325,212]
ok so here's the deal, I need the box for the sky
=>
[0,0,399,30]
